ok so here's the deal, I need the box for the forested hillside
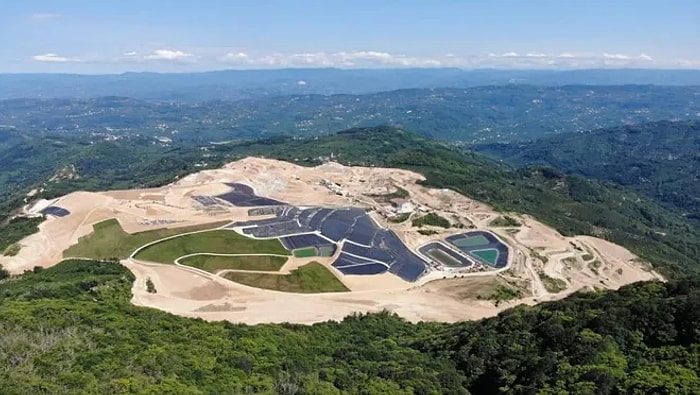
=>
[1,259,697,393]
[2,85,699,143]
[474,121,700,223]
[2,126,699,277]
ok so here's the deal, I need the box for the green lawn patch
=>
[179,255,287,273]
[222,262,348,293]
[293,247,317,258]
[134,230,289,264]
[63,219,229,260]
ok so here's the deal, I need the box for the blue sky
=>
[2,0,699,73]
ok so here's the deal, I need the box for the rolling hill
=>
[2,85,699,143]
[474,120,700,223]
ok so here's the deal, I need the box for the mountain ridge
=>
[474,120,700,222]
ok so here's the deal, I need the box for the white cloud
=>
[223,52,250,62]
[145,49,194,61]
[603,52,632,60]
[32,53,80,63]
[489,52,519,58]
[245,50,443,68]
[29,48,689,70]
[602,53,653,61]
[28,13,63,21]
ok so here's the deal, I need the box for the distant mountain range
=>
[2,68,700,101]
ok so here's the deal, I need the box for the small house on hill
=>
[390,198,414,214]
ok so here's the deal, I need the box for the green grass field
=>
[452,235,490,248]
[292,247,317,258]
[222,262,349,293]
[471,249,499,266]
[134,230,289,264]
[178,255,287,273]
[63,219,228,260]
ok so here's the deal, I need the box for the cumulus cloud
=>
[246,51,445,68]
[603,52,654,61]
[32,53,80,63]
[223,52,250,61]
[212,50,680,69]
[603,52,633,60]
[29,48,688,70]
[28,13,63,21]
[145,49,194,61]
[489,52,519,58]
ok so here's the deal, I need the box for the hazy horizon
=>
[3,66,700,77]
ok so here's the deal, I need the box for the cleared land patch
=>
[63,219,228,260]
[425,276,525,305]
[222,262,349,293]
[179,255,287,273]
[135,230,289,264]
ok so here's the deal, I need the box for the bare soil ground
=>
[3,157,663,324]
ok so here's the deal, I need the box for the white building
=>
[390,198,414,214]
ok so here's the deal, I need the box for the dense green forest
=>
[0,216,43,255]
[474,120,700,224]
[0,259,697,393]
